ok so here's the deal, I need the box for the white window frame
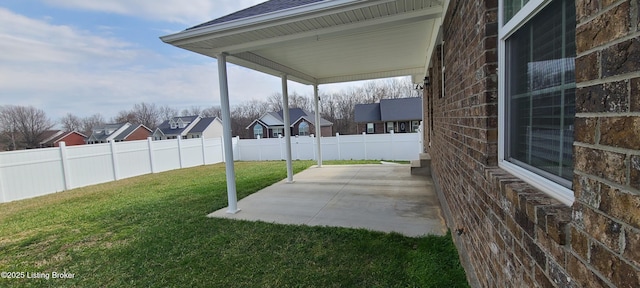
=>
[498,0,574,206]
[367,123,374,134]
[298,122,310,136]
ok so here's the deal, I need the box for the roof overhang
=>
[161,0,444,85]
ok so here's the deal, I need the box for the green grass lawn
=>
[0,161,468,287]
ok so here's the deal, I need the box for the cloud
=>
[42,0,266,24]
[0,7,282,121]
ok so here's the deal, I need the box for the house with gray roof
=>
[87,123,151,144]
[246,108,332,139]
[354,97,422,134]
[152,116,223,140]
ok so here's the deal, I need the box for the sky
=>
[0,0,372,122]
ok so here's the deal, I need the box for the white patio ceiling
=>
[161,0,444,85]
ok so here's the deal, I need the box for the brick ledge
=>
[485,167,573,246]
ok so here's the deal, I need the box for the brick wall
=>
[426,0,640,287]
[125,126,151,141]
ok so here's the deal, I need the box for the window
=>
[411,121,421,132]
[499,0,576,205]
[253,125,263,139]
[298,122,309,136]
[367,123,374,134]
[272,128,283,138]
[386,122,394,133]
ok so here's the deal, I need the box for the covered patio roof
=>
[161,0,445,85]
[161,0,448,213]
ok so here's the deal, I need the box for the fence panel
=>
[66,143,115,188]
[181,138,205,168]
[204,138,224,164]
[115,141,152,179]
[0,148,65,202]
[152,140,181,172]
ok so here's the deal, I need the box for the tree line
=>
[0,78,417,150]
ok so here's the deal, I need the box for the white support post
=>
[109,140,120,181]
[59,142,71,190]
[282,74,294,183]
[218,53,239,214]
[390,130,395,160]
[313,84,322,167]
[147,137,156,173]
[177,137,184,168]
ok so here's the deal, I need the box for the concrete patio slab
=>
[208,164,446,237]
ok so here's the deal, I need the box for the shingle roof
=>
[354,97,422,122]
[187,0,325,30]
[354,103,381,123]
[189,117,217,133]
[155,116,199,136]
[90,123,128,141]
[274,108,332,126]
[380,97,422,122]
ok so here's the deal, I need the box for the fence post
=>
[110,140,120,180]
[147,137,156,173]
[362,132,367,160]
[177,137,184,168]
[234,136,240,160]
[220,136,225,162]
[201,137,207,165]
[279,134,284,160]
[390,130,395,160]
[336,133,341,160]
[312,134,316,161]
[59,141,72,190]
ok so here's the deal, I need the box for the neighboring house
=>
[39,130,87,147]
[354,97,422,134]
[246,108,332,139]
[152,116,223,140]
[86,123,151,144]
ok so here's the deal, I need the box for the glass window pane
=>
[504,0,530,22]
[506,0,576,184]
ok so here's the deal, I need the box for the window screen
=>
[506,0,576,186]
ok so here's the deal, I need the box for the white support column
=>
[282,74,294,183]
[59,141,71,190]
[217,53,239,214]
[313,84,322,167]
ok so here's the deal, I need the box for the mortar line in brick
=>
[576,0,629,26]
[567,250,617,288]
[574,141,640,156]
[575,111,640,118]
[576,71,640,87]
[576,31,640,57]
[573,170,640,196]
[591,234,640,271]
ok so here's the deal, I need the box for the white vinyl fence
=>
[0,137,226,203]
[0,131,421,203]
[236,131,422,161]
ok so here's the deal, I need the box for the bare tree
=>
[81,113,105,137]
[0,105,54,149]
[112,110,136,124]
[266,93,283,112]
[59,113,82,132]
[0,106,19,150]
[202,106,222,118]
[132,102,160,129]
[159,105,179,122]
[181,106,202,117]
